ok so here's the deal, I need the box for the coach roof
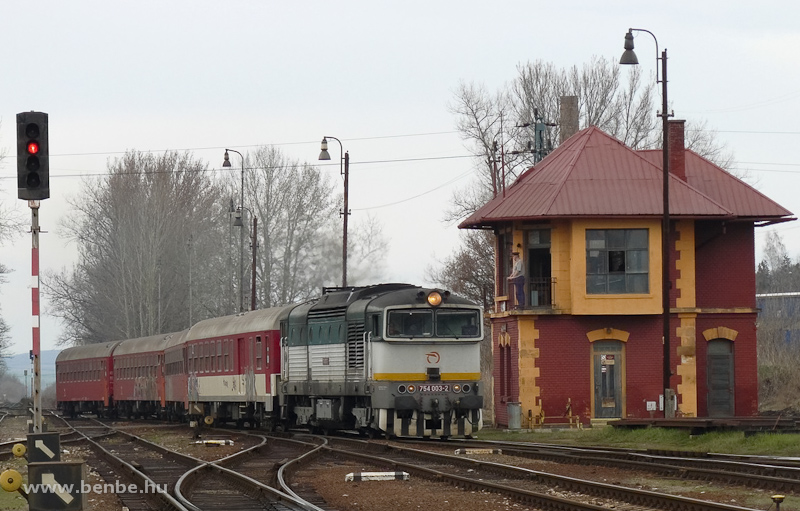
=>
[185,305,296,342]
[114,333,173,356]
[56,341,122,363]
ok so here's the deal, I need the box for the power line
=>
[0,130,460,160]
[0,154,475,181]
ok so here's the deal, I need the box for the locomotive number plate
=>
[419,384,450,393]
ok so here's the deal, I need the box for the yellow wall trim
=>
[372,373,481,381]
[517,316,541,423]
[675,314,697,417]
[570,219,662,315]
[586,328,630,343]
[702,327,739,342]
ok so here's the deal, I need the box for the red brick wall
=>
[492,317,520,426]
[494,315,678,424]
[695,221,756,308]
[695,314,759,416]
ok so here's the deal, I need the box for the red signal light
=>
[27,141,39,155]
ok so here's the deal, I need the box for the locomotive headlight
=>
[407,384,416,393]
[462,384,471,393]
[427,291,443,306]
[398,385,407,394]
[453,384,461,393]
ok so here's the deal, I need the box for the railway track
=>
[56,414,326,510]
[304,436,764,511]
[43,414,780,511]
[408,438,800,493]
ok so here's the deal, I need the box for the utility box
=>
[507,402,521,430]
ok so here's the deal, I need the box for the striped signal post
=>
[30,200,42,433]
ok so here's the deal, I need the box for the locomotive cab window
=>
[436,310,481,338]
[387,310,432,337]
[387,308,481,339]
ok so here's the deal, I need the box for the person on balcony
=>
[507,251,525,309]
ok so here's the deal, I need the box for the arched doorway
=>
[707,339,734,417]
[592,340,624,418]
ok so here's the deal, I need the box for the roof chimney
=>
[668,119,686,181]
[559,96,579,143]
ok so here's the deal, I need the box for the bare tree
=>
[347,214,389,286]
[755,231,800,410]
[46,151,227,345]
[0,125,22,365]
[433,57,732,310]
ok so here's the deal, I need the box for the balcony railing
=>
[496,277,556,313]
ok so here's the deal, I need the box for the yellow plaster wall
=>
[517,316,541,421]
[570,218,662,315]
[550,220,572,311]
[676,314,697,417]
[674,220,697,417]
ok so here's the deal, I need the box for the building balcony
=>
[495,277,557,314]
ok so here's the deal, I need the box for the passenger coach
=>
[56,341,120,417]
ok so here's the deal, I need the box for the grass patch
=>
[475,426,800,456]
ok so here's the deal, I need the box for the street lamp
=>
[318,136,350,288]
[620,28,675,418]
[223,148,246,312]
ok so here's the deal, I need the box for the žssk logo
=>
[426,352,440,364]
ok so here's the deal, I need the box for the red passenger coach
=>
[164,329,191,419]
[170,306,290,427]
[113,334,170,419]
[56,341,121,417]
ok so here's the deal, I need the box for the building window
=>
[586,229,649,294]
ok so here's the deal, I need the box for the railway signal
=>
[16,111,49,201]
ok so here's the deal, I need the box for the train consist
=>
[56,284,484,438]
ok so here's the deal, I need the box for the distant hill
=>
[4,350,59,389]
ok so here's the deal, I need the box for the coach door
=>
[239,337,257,401]
[593,340,624,418]
[707,339,734,417]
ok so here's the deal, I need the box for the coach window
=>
[223,340,230,372]
[217,340,222,373]
[256,337,263,370]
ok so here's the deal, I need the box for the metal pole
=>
[30,201,42,433]
[660,47,673,418]
[251,216,258,310]
[225,149,246,312]
[240,161,245,312]
[342,152,349,288]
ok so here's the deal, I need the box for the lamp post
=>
[318,136,350,288]
[620,28,675,417]
[223,148,246,312]
[239,205,259,311]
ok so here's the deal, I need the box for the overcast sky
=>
[1,1,799,357]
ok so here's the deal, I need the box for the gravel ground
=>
[293,455,541,511]
[1,416,787,511]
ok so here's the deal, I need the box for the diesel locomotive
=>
[56,283,484,438]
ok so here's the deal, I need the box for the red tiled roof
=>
[459,126,793,229]
[637,149,793,220]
